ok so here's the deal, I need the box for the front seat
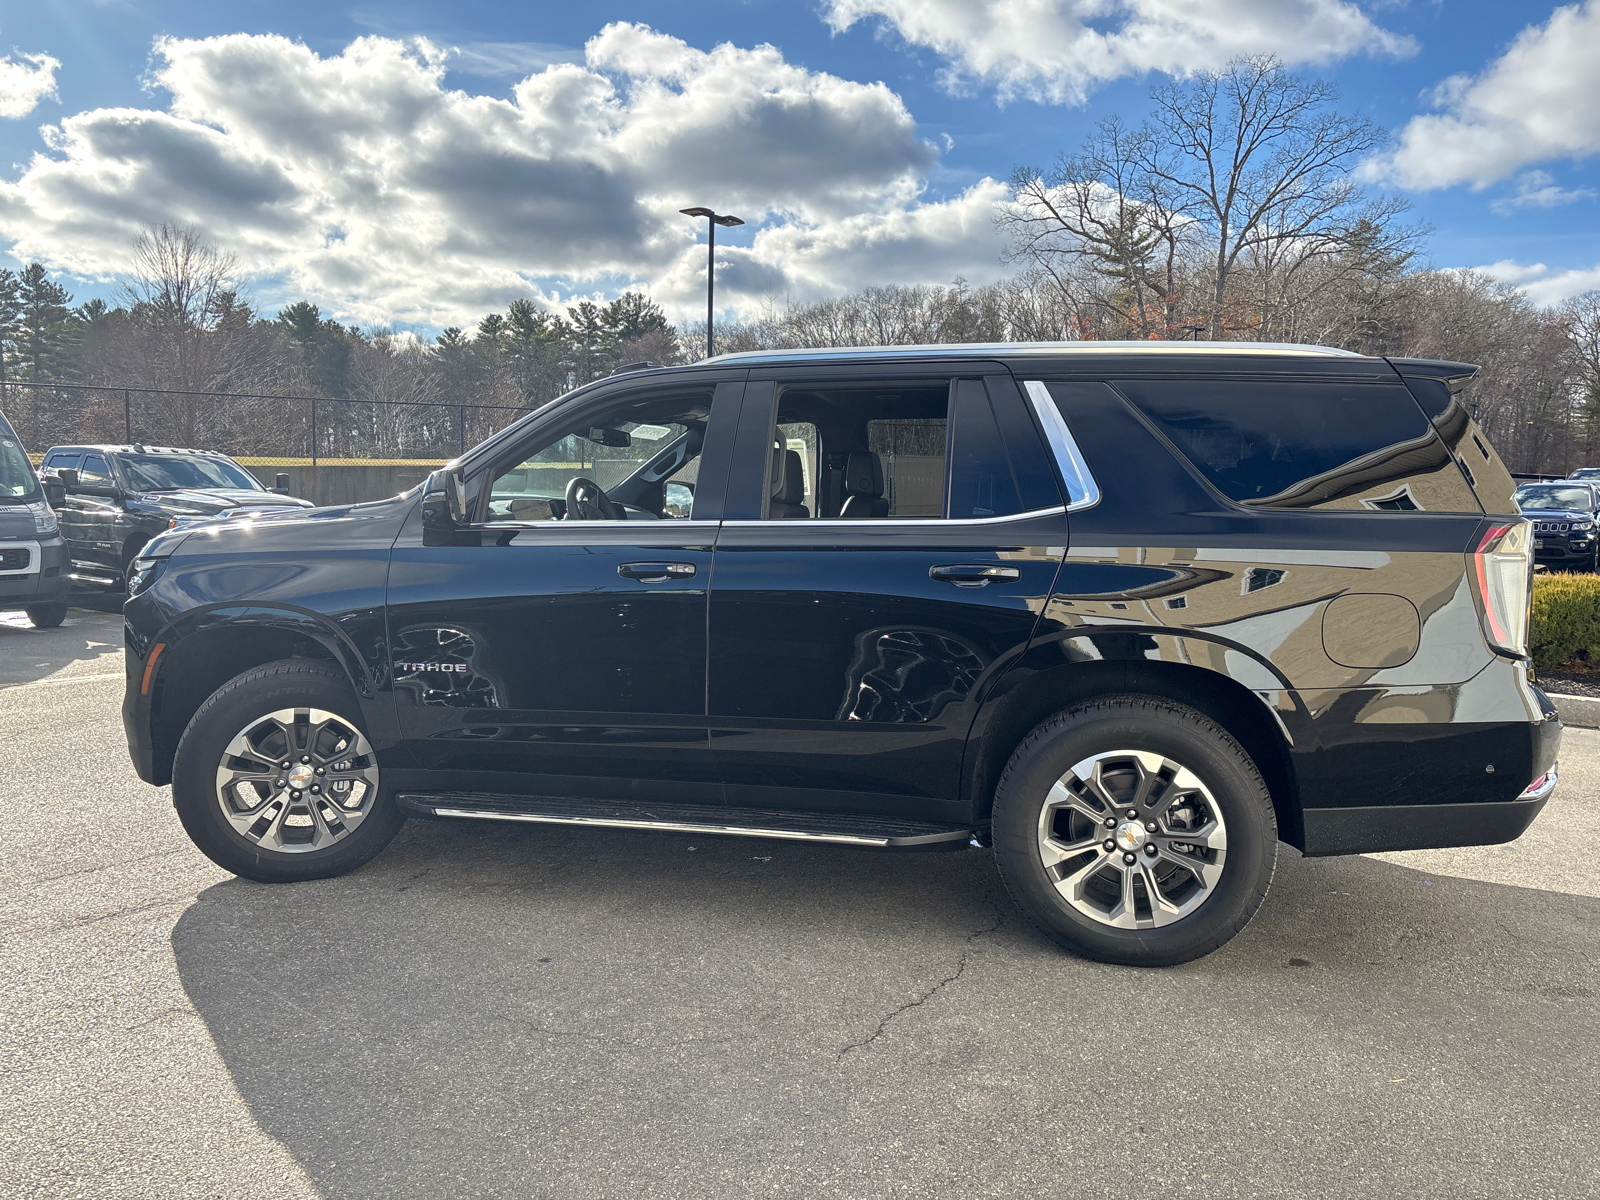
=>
[839,451,888,518]
[770,447,809,518]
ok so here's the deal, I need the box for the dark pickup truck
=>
[39,444,311,592]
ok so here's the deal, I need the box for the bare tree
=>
[1002,117,1191,339]
[1143,56,1390,337]
[117,224,241,390]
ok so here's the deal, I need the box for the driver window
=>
[79,454,111,486]
[484,389,713,523]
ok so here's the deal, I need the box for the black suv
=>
[122,344,1559,965]
[40,444,311,591]
[1514,480,1600,571]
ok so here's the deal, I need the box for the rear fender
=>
[963,625,1306,846]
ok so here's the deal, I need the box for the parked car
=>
[1568,467,1600,480]
[39,444,312,592]
[0,408,70,627]
[1513,480,1600,571]
[122,343,1559,966]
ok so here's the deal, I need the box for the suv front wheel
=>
[171,659,405,882]
[992,695,1277,967]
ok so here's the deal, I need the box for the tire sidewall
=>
[25,604,67,629]
[992,698,1276,966]
[172,663,403,883]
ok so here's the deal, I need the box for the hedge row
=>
[1530,572,1600,672]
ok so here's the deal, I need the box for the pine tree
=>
[276,301,355,396]
[15,263,75,382]
[0,270,20,382]
[502,299,568,408]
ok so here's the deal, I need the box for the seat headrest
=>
[770,446,805,505]
[843,450,884,499]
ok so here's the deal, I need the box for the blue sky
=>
[1,1,1598,329]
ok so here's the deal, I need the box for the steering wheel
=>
[564,476,623,521]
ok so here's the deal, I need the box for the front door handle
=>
[929,564,1022,588]
[618,561,697,582]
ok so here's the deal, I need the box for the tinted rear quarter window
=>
[1113,378,1480,512]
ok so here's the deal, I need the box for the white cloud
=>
[822,0,1414,105]
[1489,170,1597,215]
[1478,259,1600,307]
[1367,2,1600,190]
[0,51,60,119]
[0,26,1007,327]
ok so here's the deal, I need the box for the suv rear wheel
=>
[991,695,1277,967]
[171,659,405,882]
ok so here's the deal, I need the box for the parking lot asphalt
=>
[3,607,1597,1200]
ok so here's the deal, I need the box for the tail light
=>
[1471,520,1532,657]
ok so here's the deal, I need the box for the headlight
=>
[27,501,57,535]
[1572,521,1594,532]
[126,556,165,597]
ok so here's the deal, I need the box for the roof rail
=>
[703,340,1365,365]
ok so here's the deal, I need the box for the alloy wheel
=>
[1036,749,1228,929]
[213,706,380,853]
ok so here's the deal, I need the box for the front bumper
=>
[0,536,69,607]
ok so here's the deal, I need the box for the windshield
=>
[1516,485,1595,511]
[0,430,39,501]
[121,453,262,492]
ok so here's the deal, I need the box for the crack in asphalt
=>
[836,897,1004,1063]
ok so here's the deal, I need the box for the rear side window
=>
[1114,379,1480,512]
[947,378,1062,518]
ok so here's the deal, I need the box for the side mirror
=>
[41,475,65,508]
[271,472,291,495]
[421,467,467,544]
[58,468,79,489]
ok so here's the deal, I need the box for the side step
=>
[397,792,975,849]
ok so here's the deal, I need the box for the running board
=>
[397,792,975,849]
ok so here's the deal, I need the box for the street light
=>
[680,206,744,359]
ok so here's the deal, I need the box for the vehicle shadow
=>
[0,606,124,688]
[171,819,1600,1200]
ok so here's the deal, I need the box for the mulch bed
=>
[1537,667,1600,698]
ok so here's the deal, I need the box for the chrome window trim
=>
[733,506,1066,528]
[1022,380,1101,512]
[480,519,724,530]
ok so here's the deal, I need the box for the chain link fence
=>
[0,380,529,468]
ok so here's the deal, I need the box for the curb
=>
[1547,692,1600,729]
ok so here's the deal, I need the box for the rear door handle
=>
[618,561,697,582]
[929,564,1022,588]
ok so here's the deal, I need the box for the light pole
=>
[680,206,744,359]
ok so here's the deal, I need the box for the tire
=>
[25,604,67,629]
[171,658,405,883]
[991,694,1277,967]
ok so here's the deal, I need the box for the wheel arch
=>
[145,605,376,787]
[964,630,1304,849]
